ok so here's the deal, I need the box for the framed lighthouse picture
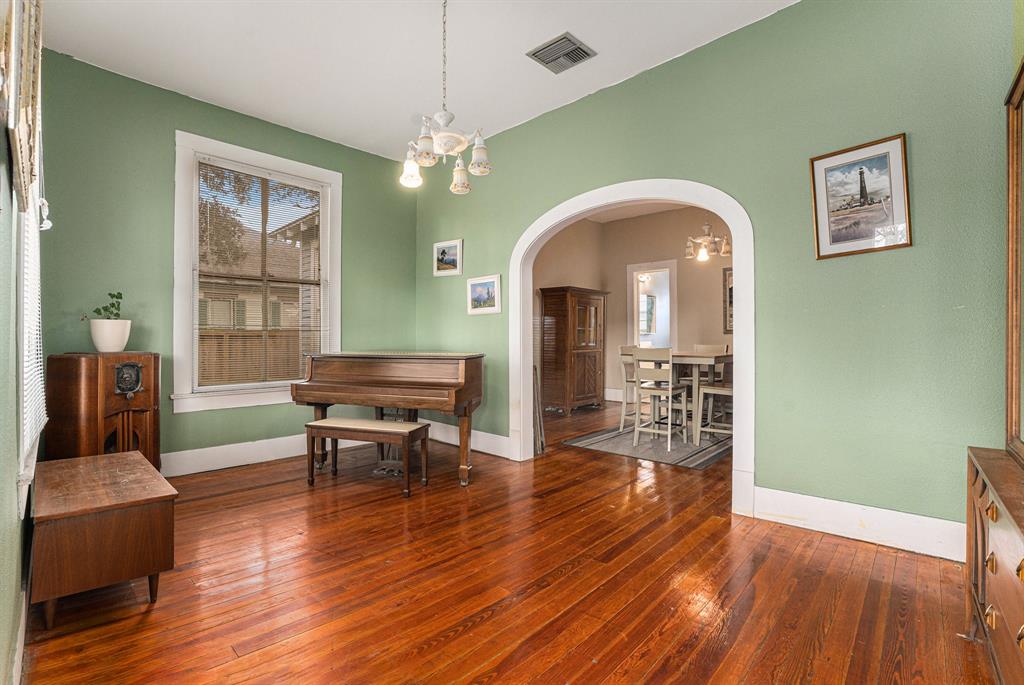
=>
[810,133,911,260]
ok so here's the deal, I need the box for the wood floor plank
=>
[22,404,995,685]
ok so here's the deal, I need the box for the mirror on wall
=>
[1009,60,1024,461]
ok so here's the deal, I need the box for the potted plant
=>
[82,292,131,352]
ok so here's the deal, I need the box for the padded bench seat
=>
[305,417,429,497]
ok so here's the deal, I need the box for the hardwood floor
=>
[24,405,994,683]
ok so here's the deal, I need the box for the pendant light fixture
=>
[399,0,493,194]
[685,216,730,262]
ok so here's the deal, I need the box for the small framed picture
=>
[433,238,463,276]
[810,133,911,260]
[467,274,501,315]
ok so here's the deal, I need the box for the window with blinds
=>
[194,159,323,389]
[20,200,46,466]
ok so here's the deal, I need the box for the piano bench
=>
[305,417,430,497]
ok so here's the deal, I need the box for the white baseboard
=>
[425,420,516,461]
[161,433,368,477]
[753,486,965,561]
[11,591,26,685]
[161,421,518,477]
[604,387,623,403]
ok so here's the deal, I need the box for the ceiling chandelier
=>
[685,217,731,262]
[399,0,491,195]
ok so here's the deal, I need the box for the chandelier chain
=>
[441,0,447,112]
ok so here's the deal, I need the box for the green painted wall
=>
[0,126,23,682]
[40,51,418,454]
[415,0,1013,522]
[1016,0,1024,62]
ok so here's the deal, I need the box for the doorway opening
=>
[509,179,755,515]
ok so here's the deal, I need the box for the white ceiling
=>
[43,0,797,161]
[585,201,689,224]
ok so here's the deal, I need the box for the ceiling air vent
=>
[527,32,596,74]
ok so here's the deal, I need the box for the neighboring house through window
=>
[172,132,341,412]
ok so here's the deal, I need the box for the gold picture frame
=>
[809,133,912,260]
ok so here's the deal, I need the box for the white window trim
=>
[172,131,341,413]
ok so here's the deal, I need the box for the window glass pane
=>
[194,160,323,388]
[198,163,263,278]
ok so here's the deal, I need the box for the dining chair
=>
[618,345,640,432]
[632,347,687,451]
[695,343,729,383]
[697,359,733,445]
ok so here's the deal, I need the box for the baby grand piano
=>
[291,352,484,485]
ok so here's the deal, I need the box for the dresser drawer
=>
[983,596,1024,685]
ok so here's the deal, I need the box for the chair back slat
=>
[619,345,636,382]
[694,343,728,355]
[633,347,672,383]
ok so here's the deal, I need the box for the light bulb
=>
[414,121,438,167]
[399,149,423,188]
[696,245,709,262]
[449,154,471,195]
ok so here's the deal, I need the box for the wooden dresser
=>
[969,58,1024,683]
[539,286,608,415]
[967,448,1024,683]
[44,352,161,469]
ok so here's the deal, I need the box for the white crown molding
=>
[753,486,965,561]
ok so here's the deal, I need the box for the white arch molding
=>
[507,178,755,515]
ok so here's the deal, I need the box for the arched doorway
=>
[507,179,755,515]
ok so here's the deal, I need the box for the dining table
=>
[671,351,733,445]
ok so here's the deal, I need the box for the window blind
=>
[194,159,323,389]
[19,200,46,469]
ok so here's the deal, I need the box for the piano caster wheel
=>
[421,478,428,486]
[460,479,468,487]
[315,460,327,472]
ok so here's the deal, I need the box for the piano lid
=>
[311,351,484,360]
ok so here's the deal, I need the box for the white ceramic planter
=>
[90,319,131,353]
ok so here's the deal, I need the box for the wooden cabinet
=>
[540,286,608,415]
[31,451,177,628]
[967,448,1024,683]
[44,352,161,470]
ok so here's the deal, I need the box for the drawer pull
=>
[987,552,997,573]
[986,502,999,522]
[985,604,997,630]
[1017,558,1024,582]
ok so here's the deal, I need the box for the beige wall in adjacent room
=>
[531,206,732,397]
[531,219,605,365]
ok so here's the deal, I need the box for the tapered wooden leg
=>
[306,431,315,486]
[458,414,472,486]
[375,407,385,462]
[331,438,338,476]
[43,599,57,630]
[148,574,160,603]
[401,437,411,497]
[313,405,327,467]
[421,437,429,485]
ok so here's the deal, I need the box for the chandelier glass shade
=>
[399,0,492,195]
[686,220,730,262]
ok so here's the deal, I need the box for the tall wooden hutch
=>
[965,59,1024,683]
[539,286,608,415]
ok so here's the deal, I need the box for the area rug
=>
[563,425,731,469]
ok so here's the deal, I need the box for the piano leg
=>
[375,407,385,462]
[314,405,328,469]
[459,414,472,486]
